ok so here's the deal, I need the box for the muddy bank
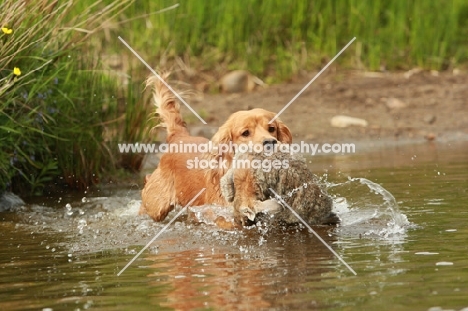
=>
[183,70,468,144]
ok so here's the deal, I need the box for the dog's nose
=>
[263,138,277,146]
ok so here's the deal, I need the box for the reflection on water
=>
[145,231,337,310]
[0,141,467,310]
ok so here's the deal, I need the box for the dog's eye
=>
[241,130,250,137]
[268,126,276,133]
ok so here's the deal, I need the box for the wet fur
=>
[140,74,292,221]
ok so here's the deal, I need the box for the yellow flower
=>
[1,27,13,35]
[13,67,21,76]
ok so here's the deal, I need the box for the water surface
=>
[1,141,467,310]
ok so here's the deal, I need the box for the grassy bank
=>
[0,0,149,195]
[109,0,468,81]
[1,0,467,195]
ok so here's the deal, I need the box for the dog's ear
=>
[210,125,233,157]
[277,120,292,144]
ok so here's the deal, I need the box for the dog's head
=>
[210,108,292,160]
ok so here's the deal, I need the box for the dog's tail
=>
[146,73,188,137]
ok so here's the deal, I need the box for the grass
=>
[1,0,468,195]
[0,0,145,195]
[104,0,467,81]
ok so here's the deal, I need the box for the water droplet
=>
[77,219,88,234]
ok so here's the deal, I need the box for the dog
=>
[140,74,292,222]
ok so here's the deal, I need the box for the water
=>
[1,141,467,310]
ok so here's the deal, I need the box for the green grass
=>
[0,0,144,195]
[2,0,468,195]
[100,0,468,81]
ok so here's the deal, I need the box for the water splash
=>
[327,177,411,240]
[77,219,87,235]
[64,203,73,217]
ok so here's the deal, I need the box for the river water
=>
[1,141,467,310]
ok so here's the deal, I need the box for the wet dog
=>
[140,74,292,222]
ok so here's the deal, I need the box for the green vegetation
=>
[116,0,468,80]
[0,0,143,195]
[1,0,467,195]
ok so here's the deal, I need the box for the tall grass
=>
[0,0,139,195]
[110,0,467,81]
[2,0,468,195]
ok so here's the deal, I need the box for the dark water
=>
[1,141,467,310]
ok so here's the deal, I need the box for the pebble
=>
[219,70,264,93]
[330,115,368,128]
[385,97,407,109]
[424,114,437,124]
[425,133,436,141]
[403,67,422,79]
[0,192,24,212]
